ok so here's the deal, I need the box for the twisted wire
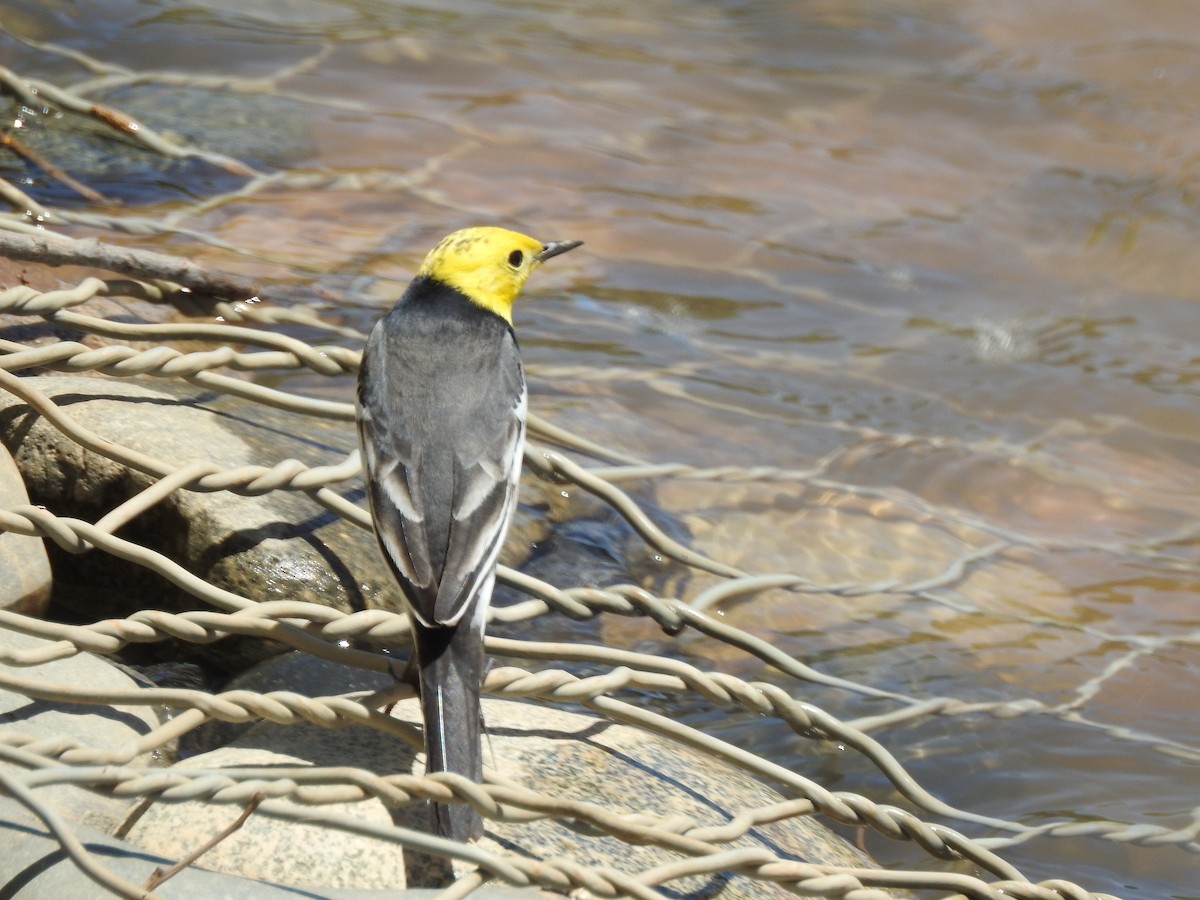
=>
[1,585,1194,866]
[0,743,1126,900]
[0,347,1157,895]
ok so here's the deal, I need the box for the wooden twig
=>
[0,131,113,205]
[141,792,265,891]
[0,230,259,301]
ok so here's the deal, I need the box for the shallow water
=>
[3,1,1199,895]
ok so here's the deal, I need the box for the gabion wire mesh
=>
[1,272,1155,900]
[0,44,1195,900]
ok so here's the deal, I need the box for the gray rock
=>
[0,637,544,899]
[0,629,159,834]
[0,375,395,672]
[0,444,51,615]
[0,805,552,899]
[126,694,886,896]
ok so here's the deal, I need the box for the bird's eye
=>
[507,250,524,267]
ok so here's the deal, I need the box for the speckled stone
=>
[0,376,384,633]
[124,694,887,896]
[0,444,51,615]
[0,376,379,671]
[182,651,394,755]
[0,807,555,899]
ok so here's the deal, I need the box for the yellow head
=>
[417,226,582,324]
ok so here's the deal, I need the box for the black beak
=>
[534,239,583,262]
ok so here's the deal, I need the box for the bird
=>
[356,226,582,842]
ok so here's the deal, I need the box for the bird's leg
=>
[400,650,422,688]
[380,652,421,716]
[481,656,495,768]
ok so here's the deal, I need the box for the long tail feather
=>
[413,615,485,842]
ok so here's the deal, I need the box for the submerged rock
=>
[1,85,314,208]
